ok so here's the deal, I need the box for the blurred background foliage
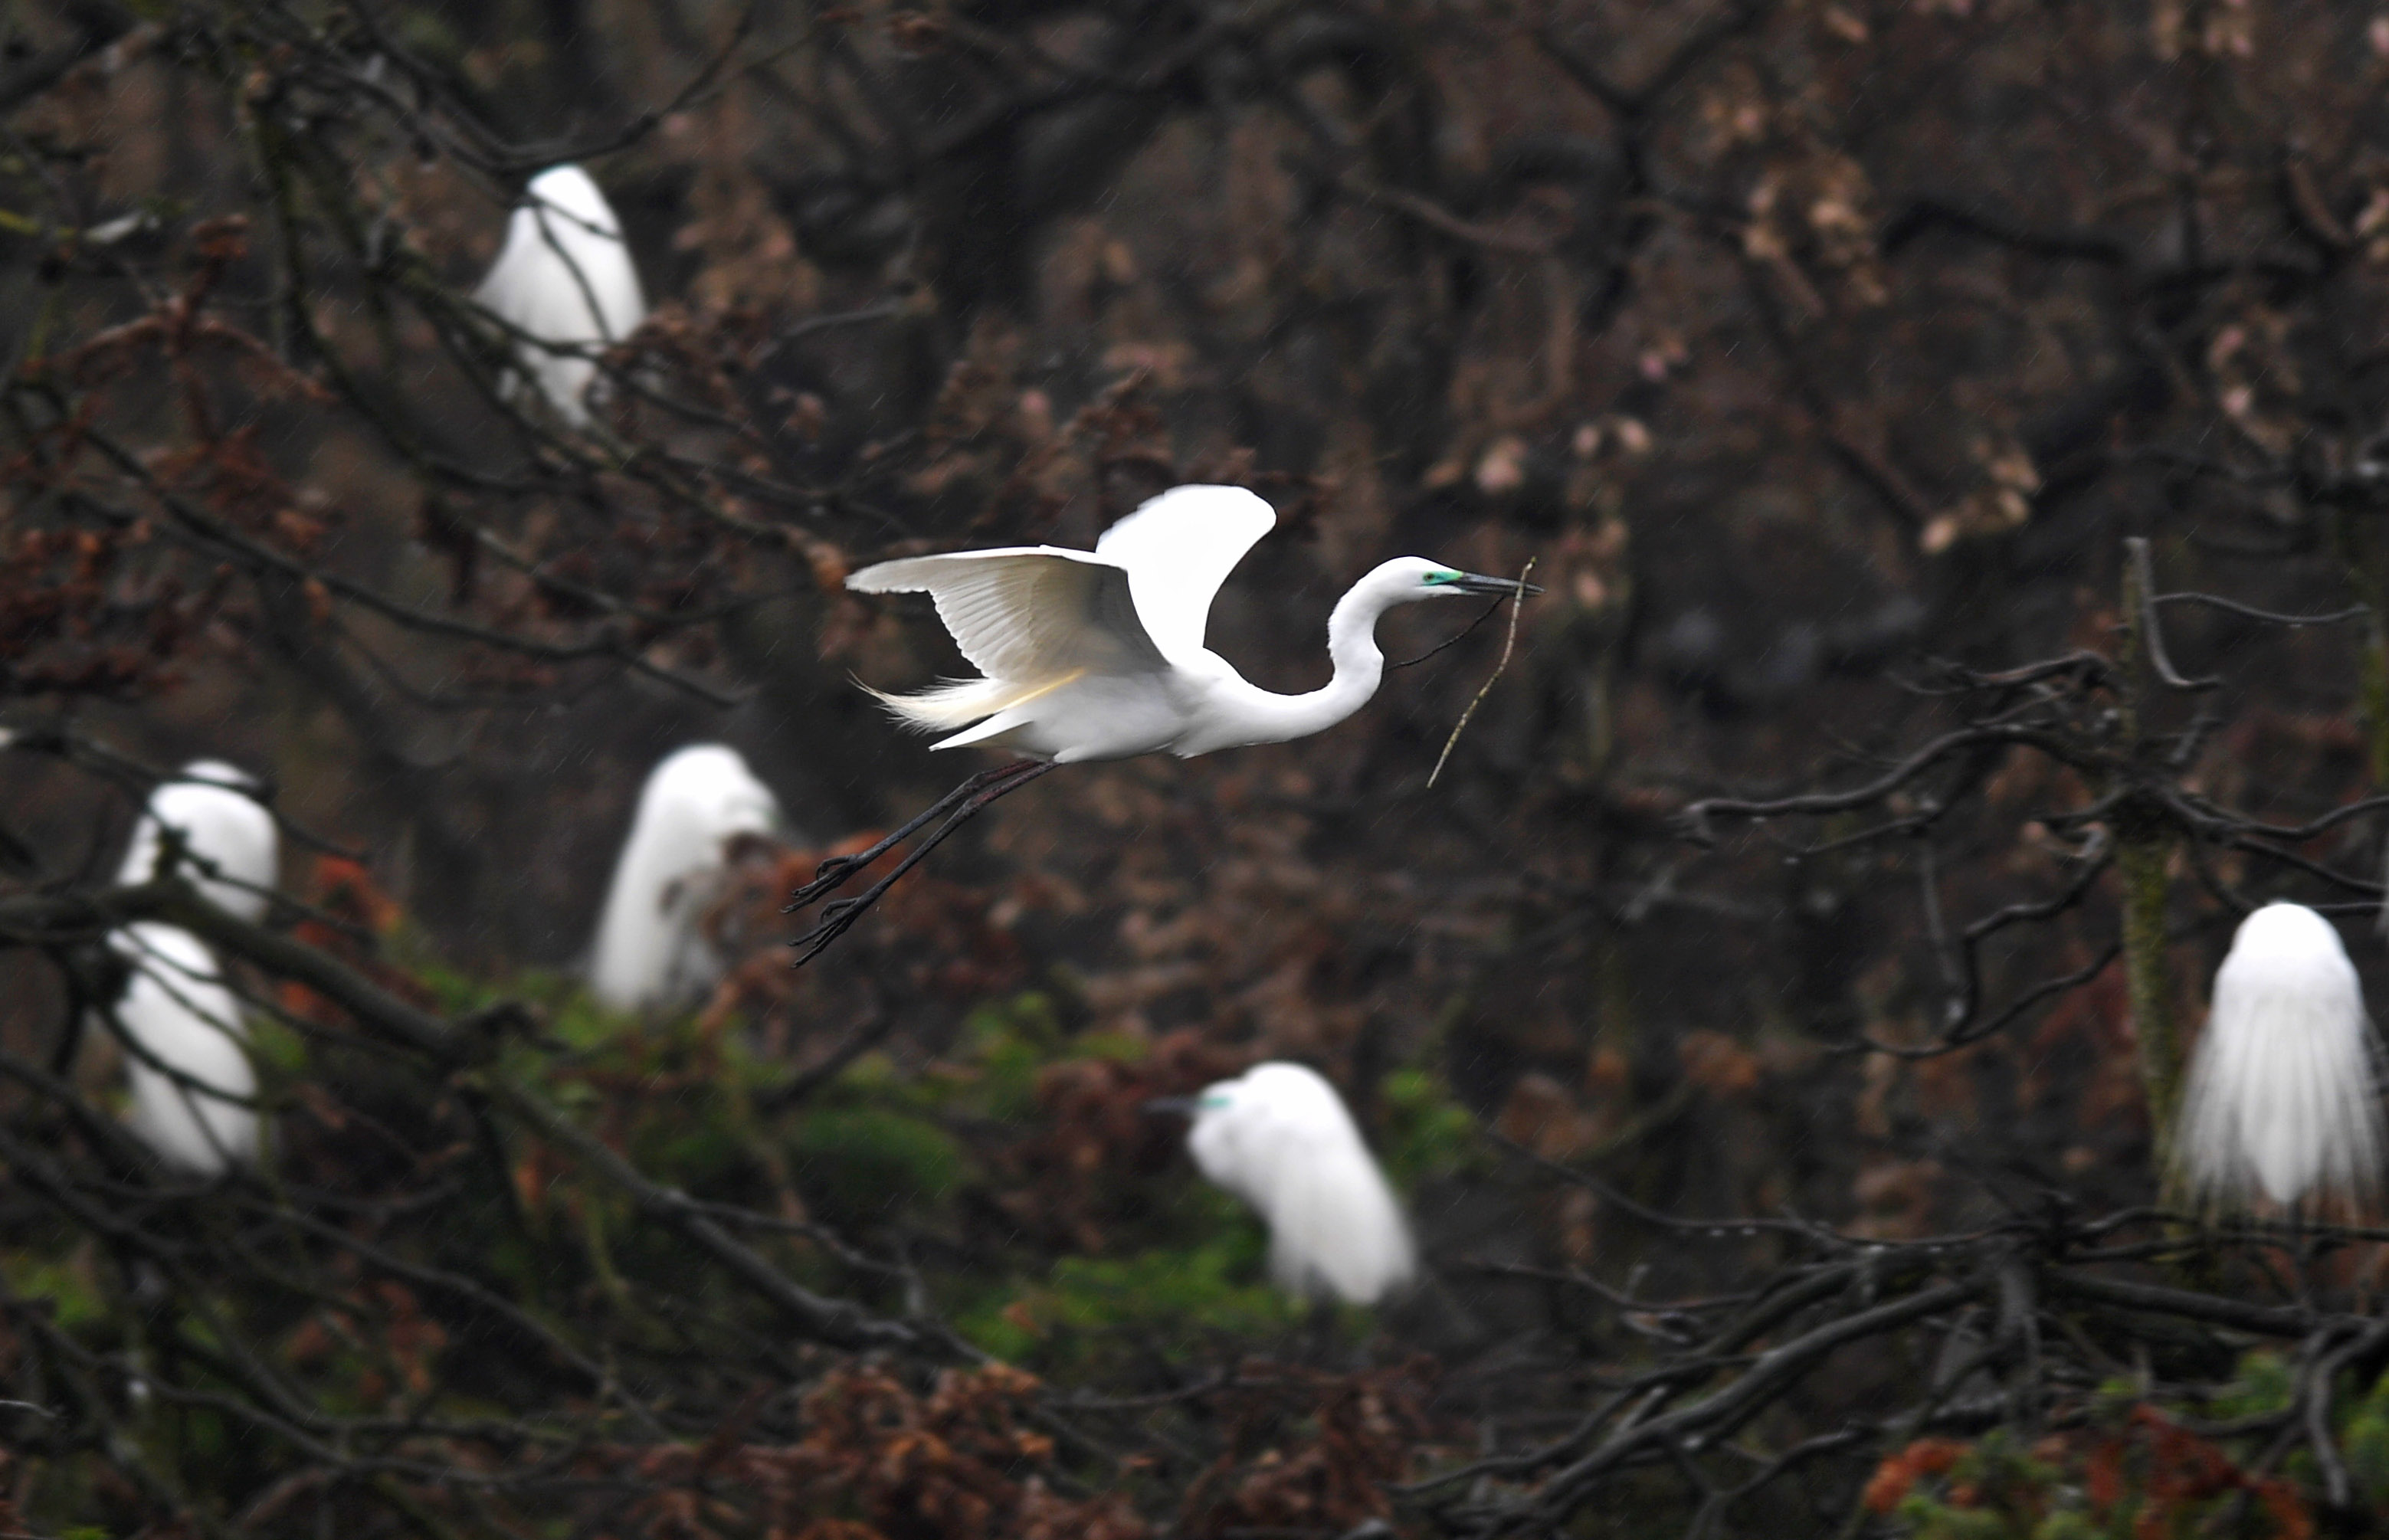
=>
[8,0,2389,1533]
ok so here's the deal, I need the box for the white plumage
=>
[475,164,648,428]
[100,763,275,1174]
[1182,1062,1418,1306]
[848,483,1536,763]
[588,745,788,1014]
[116,759,278,920]
[2173,902,2387,1213]
[106,922,258,1175]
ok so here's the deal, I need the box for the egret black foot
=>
[787,759,1054,966]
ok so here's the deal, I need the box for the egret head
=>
[120,760,280,922]
[1365,556,1542,608]
[523,164,624,238]
[644,745,786,847]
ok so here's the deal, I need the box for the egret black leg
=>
[785,759,1038,912]
[787,759,1057,967]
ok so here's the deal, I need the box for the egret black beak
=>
[1142,1096,1200,1117]
[1452,572,1543,598]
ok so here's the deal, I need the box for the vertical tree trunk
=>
[2115,539,2181,1191]
[2115,828,2181,1181]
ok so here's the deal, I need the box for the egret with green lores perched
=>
[1155,1061,1417,1306]
[791,483,1538,960]
[2173,902,2387,1215]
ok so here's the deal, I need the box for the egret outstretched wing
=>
[847,548,1169,682]
[1093,485,1276,664]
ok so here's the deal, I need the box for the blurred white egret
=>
[589,745,788,1014]
[793,484,1536,959]
[105,922,258,1175]
[116,759,278,920]
[476,164,647,428]
[100,762,277,1173]
[2173,902,2387,1214]
[1165,1061,1417,1306]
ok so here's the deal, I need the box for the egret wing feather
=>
[104,922,257,1175]
[1261,1118,1417,1305]
[847,549,1168,681]
[1092,486,1276,664]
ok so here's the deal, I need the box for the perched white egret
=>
[116,759,278,921]
[793,484,1537,959]
[589,745,788,1014]
[2173,902,2387,1214]
[1162,1061,1417,1306]
[99,762,277,1172]
[475,164,647,428]
[103,922,258,1175]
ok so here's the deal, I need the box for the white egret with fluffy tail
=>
[2173,902,2386,1214]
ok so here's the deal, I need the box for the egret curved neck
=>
[1212,580,1395,748]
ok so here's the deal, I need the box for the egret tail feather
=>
[866,670,1086,733]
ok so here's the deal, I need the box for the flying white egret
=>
[116,759,279,920]
[1155,1061,1417,1306]
[2173,902,2387,1214]
[791,483,1536,960]
[589,745,789,1013]
[475,164,648,428]
[103,922,258,1175]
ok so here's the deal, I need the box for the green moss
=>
[1899,1500,2017,1540]
[6,1253,107,1332]
[1377,1066,1480,1185]
[2346,1370,2389,1502]
[961,991,1072,1119]
[244,1013,307,1076]
[788,1107,968,1225]
[2029,1512,2102,1540]
[2210,1351,2295,1420]
[956,1212,1303,1368]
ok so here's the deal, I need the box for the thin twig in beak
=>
[1429,555,1536,790]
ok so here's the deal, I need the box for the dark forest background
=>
[6,0,2389,1534]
